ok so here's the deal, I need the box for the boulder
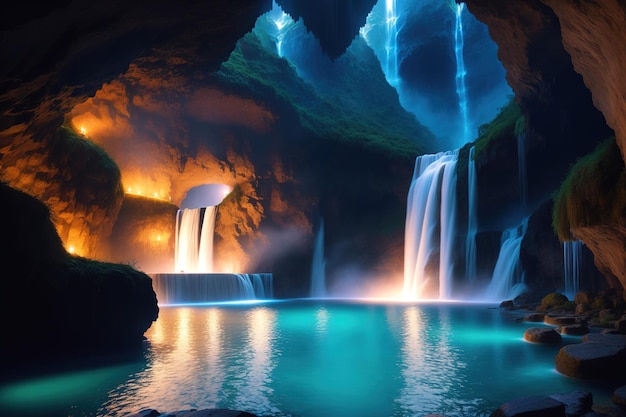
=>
[559,324,589,336]
[545,316,578,326]
[615,315,626,333]
[555,341,626,380]
[524,327,562,344]
[524,313,546,322]
[582,333,626,347]
[548,391,593,417]
[613,386,626,408]
[490,396,565,417]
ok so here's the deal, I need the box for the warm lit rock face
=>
[573,225,626,291]
[108,195,178,272]
[0,127,124,257]
[66,22,423,294]
[0,0,271,258]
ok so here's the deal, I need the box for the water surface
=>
[0,300,615,416]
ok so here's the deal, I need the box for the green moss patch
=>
[474,97,524,159]
[552,137,626,241]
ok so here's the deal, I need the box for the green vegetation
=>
[474,97,524,159]
[552,137,626,241]
[216,30,435,158]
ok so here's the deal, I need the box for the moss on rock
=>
[552,137,626,241]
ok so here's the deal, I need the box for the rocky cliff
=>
[0,183,158,372]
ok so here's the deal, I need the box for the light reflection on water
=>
[0,301,616,417]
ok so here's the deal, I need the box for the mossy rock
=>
[541,292,570,310]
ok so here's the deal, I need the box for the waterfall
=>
[563,240,582,300]
[152,273,273,304]
[404,150,458,299]
[269,1,292,57]
[454,3,470,144]
[484,217,529,301]
[175,207,217,273]
[385,0,399,86]
[465,146,477,281]
[310,218,327,298]
[517,131,528,208]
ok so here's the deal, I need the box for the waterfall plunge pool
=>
[0,300,615,417]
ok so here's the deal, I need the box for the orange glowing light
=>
[68,245,76,254]
[80,126,86,135]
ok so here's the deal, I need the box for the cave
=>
[2,0,626,416]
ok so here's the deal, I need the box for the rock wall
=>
[463,0,621,292]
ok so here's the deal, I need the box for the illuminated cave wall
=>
[66,57,313,275]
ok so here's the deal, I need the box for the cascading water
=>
[465,145,477,281]
[175,207,217,273]
[153,183,273,304]
[310,218,327,298]
[385,0,399,86]
[484,217,529,301]
[404,150,458,300]
[454,2,470,144]
[268,1,292,57]
[563,240,582,300]
[152,273,273,304]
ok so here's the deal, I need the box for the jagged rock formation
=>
[275,0,377,60]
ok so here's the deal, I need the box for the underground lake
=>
[0,299,616,417]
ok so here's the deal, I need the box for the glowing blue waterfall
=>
[454,3,470,144]
[385,0,399,86]
[404,150,458,299]
[310,218,327,298]
[268,1,292,57]
[563,240,582,300]
[465,146,477,281]
[485,217,529,301]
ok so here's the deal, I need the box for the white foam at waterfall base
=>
[151,273,273,304]
[404,150,458,299]
[484,217,529,302]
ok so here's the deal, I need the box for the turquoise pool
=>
[0,300,616,416]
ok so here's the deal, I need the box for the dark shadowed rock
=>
[0,183,158,372]
[582,334,626,348]
[524,327,562,344]
[490,395,565,417]
[613,386,626,408]
[548,391,593,417]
